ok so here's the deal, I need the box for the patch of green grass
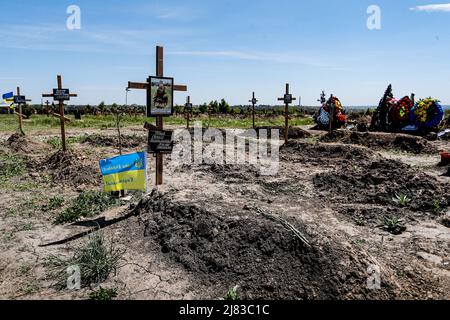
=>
[54,191,118,224]
[42,196,65,211]
[0,114,314,133]
[355,218,366,226]
[46,231,124,288]
[225,287,240,301]
[88,287,118,300]
[17,265,32,276]
[46,135,88,149]
[5,180,40,192]
[21,281,40,295]
[2,231,16,243]
[21,222,35,231]
[0,154,26,180]
[393,194,411,207]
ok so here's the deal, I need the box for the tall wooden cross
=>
[185,96,193,129]
[249,92,258,129]
[277,83,296,143]
[42,75,78,152]
[128,46,187,185]
[328,94,334,134]
[13,87,31,135]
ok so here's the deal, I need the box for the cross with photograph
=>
[148,76,174,117]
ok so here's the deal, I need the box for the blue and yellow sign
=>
[99,152,148,192]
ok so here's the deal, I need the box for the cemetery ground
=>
[0,113,449,300]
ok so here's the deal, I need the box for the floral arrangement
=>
[389,96,413,128]
[315,94,346,129]
[410,98,444,129]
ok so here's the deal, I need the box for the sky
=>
[0,0,449,106]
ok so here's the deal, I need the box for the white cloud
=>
[410,3,450,12]
[167,50,328,67]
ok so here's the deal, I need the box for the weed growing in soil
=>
[225,287,240,301]
[46,231,124,288]
[22,281,40,295]
[42,196,65,211]
[46,136,87,149]
[0,154,26,180]
[381,216,406,235]
[54,191,117,224]
[393,194,411,207]
[88,287,118,300]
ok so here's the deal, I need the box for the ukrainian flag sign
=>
[99,152,148,192]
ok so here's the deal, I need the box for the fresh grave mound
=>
[197,163,262,183]
[134,191,397,299]
[5,133,50,154]
[281,141,379,166]
[82,134,146,149]
[320,130,438,154]
[444,167,450,177]
[336,206,409,235]
[255,126,312,139]
[43,150,101,186]
[314,158,449,213]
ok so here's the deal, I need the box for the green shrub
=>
[46,231,124,288]
[88,287,118,300]
[54,191,117,224]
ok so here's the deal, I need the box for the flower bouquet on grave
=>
[389,96,413,130]
[410,98,444,129]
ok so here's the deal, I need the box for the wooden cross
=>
[277,83,296,143]
[249,92,258,129]
[42,75,78,152]
[328,94,334,134]
[14,87,31,135]
[128,46,187,186]
[185,96,193,129]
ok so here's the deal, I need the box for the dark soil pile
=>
[5,133,49,154]
[198,163,262,183]
[320,130,438,154]
[133,190,397,299]
[43,150,101,186]
[256,126,312,139]
[314,159,449,213]
[281,141,379,166]
[83,134,146,149]
[443,167,450,177]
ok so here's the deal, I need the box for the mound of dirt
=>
[281,141,379,166]
[320,130,438,154]
[198,163,262,182]
[133,190,397,299]
[43,150,101,187]
[82,134,146,149]
[5,133,50,154]
[256,126,312,139]
[314,159,449,213]
[444,167,450,177]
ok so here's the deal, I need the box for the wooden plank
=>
[14,112,25,117]
[52,113,71,122]
[173,85,188,92]
[128,82,148,90]
[42,94,54,98]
